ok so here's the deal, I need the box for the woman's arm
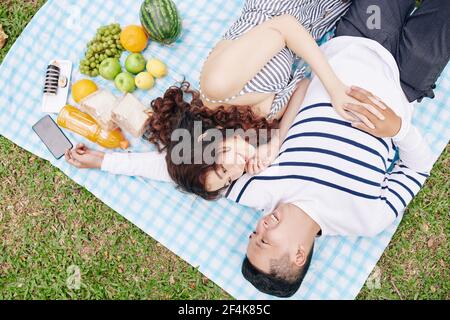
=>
[276,78,311,145]
[245,78,311,175]
[201,14,361,122]
[101,152,172,182]
[65,144,172,183]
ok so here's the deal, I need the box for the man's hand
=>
[331,83,379,129]
[65,143,105,169]
[344,86,402,138]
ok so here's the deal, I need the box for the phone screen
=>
[32,115,73,159]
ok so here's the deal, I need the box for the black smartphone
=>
[32,115,73,159]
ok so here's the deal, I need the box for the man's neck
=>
[291,203,322,237]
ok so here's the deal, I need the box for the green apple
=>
[135,72,155,90]
[125,53,146,74]
[115,72,136,93]
[99,58,121,80]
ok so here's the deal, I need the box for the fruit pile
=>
[60,0,183,150]
[79,23,168,94]
[105,53,167,93]
[79,23,125,77]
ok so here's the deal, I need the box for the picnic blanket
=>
[0,0,448,300]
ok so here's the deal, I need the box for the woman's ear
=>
[294,247,307,268]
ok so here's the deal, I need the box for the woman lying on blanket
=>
[66,0,372,198]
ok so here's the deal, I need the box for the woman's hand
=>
[344,86,402,138]
[65,143,105,169]
[330,83,379,129]
[331,83,361,121]
[245,138,280,175]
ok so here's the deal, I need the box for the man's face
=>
[246,204,304,274]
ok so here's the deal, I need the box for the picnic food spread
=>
[37,0,181,150]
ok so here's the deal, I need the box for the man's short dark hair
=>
[242,245,314,298]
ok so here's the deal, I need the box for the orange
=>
[72,79,98,103]
[120,25,148,53]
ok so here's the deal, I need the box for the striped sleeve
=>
[381,161,429,218]
[393,124,434,173]
[222,6,266,40]
[226,176,276,213]
[382,119,434,217]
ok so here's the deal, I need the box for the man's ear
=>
[294,246,307,268]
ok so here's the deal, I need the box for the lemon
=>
[72,79,98,103]
[146,58,168,79]
[135,72,155,90]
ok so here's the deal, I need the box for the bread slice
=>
[112,93,151,138]
[79,90,118,131]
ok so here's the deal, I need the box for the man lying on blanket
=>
[65,0,449,298]
[231,0,449,298]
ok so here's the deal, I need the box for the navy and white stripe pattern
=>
[200,0,352,118]
[226,102,428,236]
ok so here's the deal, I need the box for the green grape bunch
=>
[79,23,125,77]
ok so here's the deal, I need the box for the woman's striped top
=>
[198,0,352,118]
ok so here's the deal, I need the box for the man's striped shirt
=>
[225,37,433,237]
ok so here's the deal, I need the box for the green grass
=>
[0,0,449,300]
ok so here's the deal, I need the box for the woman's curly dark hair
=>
[145,81,278,200]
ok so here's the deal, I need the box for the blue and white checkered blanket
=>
[0,0,448,300]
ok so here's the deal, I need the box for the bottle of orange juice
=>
[57,105,129,149]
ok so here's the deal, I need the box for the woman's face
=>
[204,135,256,192]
